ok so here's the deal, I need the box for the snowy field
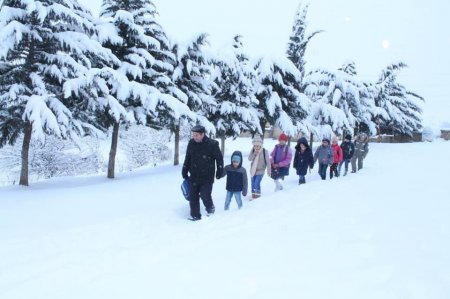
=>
[1,138,449,299]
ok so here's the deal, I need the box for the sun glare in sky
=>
[382,39,390,49]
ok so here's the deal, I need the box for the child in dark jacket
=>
[293,137,314,184]
[339,134,355,176]
[221,151,248,210]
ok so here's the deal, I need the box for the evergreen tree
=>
[302,68,349,138]
[171,33,216,164]
[210,35,261,153]
[0,0,115,185]
[89,0,193,178]
[337,61,377,136]
[286,1,322,143]
[286,2,323,86]
[374,62,424,136]
[255,56,311,137]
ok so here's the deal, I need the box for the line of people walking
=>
[182,125,369,221]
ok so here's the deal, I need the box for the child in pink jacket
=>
[330,136,343,179]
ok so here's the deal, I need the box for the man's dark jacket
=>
[182,136,224,184]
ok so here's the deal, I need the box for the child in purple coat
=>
[270,133,293,191]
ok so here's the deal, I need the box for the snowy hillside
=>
[1,138,449,299]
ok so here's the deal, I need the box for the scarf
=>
[250,149,261,177]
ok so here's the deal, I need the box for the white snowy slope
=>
[0,138,449,299]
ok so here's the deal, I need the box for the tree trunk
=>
[309,132,314,150]
[375,117,382,142]
[220,135,225,156]
[107,122,120,179]
[19,122,32,186]
[174,125,180,166]
[259,120,266,140]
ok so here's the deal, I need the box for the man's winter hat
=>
[345,134,352,141]
[322,137,330,143]
[231,155,241,163]
[252,135,263,146]
[191,125,206,133]
[278,133,288,142]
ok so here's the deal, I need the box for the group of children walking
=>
[220,132,369,210]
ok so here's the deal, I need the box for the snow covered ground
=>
[1,138,449,299]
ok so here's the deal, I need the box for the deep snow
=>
[1,138,449,299]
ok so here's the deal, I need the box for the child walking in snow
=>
[330,136,343,179]
[313,137,333,180]
[221,151,248,210]
[248,135,271,199]
[293,137,314,185]
[339,134,354,176]
[351,133,369,173]
[270,133,293,191]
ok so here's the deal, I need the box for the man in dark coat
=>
[182,125,224,221]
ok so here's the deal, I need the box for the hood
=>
[358,133,369,143]
[295,137,309,150]
[230,150,243,168]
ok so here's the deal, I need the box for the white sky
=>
[82,0,450,125]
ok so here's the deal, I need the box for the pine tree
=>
[0,0,115,185]
[374,62,424,136]
[210,35,261,153]
[92,0,193,178]
[286,1,322,143]
[171,33,216,164]
[303,69,349,138]
[255,56,311,137]
[337,61,377,136]
[286,2,323,87]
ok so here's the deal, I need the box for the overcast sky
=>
[79,0,450,126]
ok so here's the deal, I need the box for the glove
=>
[182,172,188,180]
[242,192,247,197]
[216,171,221,179]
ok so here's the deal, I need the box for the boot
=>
[251,193,256,200]
[274,180,283,191]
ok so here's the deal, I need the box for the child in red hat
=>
[270,133,293,191]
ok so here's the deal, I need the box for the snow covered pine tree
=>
[0,0,117,185]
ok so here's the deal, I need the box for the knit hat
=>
[331,136,338,143]
[191,125,206,133]
[278,133,288,142]
[345,134,352,141]
[252,135,263,146]
[322,137,330,143]
[231,155,241,163]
